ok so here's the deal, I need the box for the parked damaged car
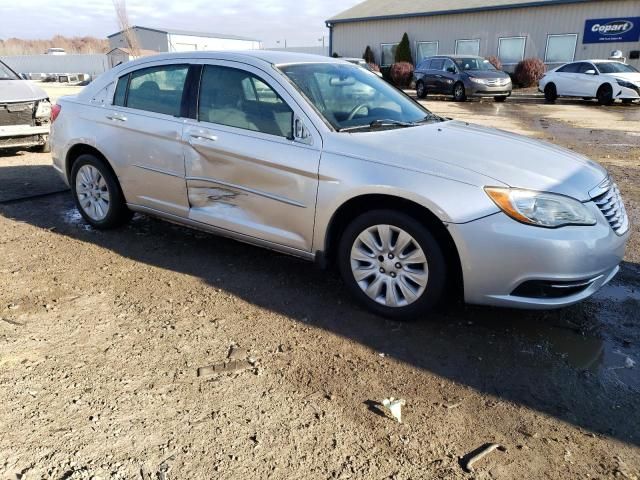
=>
[0,59,52,152]
[51,52,628,319]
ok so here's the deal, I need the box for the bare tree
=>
[112,0,140,57]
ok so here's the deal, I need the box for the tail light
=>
[51,104,62,123]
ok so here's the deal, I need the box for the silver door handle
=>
[106,114,127,122]
[189,133,218,142]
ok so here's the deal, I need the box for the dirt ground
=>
[1,92,639,480]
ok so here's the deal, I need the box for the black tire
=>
[453,82,467,102]
[70,154,132,229]
[494,96,508,103]
[596,84,614,106]
[544,83,557,103]
[338,210,447,320]
[622,99,633,105]
[416,81,427,99]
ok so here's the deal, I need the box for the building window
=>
[416,41,438,63]
[545,34,578,64]
[498,36,527,65]
[381,43,399,66]
[455,39,480,56]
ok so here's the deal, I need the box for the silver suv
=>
[51,52,628,319]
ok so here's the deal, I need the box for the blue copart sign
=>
[583,17,640,44]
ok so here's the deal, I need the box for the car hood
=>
[0,80,48,102]
[465,70,509,79]
[606,72,640,84]
[324,120,606,201]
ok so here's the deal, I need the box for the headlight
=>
[35,100,52,118]
[469,77,486,84]
[616,79,637,89]
[485,187,597,228]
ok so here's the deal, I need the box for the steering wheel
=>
[347,103,369,121]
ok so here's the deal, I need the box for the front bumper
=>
[448,205,629,309]
[0,124,49,149]
[615,85,640,100]
[467,82,512,97]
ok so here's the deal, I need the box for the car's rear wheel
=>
[544,83,557,103]
[453,82,467,102]
[70,154,132,229]
[596,84,614,106]
[416,81,427,99]
[494,96,508,103]
[338,210,447,320]
[622,99,633,105]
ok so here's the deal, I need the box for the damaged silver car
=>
[0,59,52,152]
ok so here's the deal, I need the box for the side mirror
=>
[584,69,597,75]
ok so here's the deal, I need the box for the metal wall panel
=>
[108,28,169,52]
[332,0,640,68]
[0,54,110,76]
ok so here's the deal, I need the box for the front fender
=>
[312,151,500,253]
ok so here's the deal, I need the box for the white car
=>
[539,60,640,105]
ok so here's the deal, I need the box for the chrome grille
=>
[593,182,629,235]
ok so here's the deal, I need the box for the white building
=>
[107,26,262,53]
[327,0,640,70]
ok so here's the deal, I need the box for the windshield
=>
[595,62,638,74]
[454,58,497,71]
[279,63,439,131]
[0,61,19,80]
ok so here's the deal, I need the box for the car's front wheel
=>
[494,96,508,103]
[70,154,132,229]
[453,82,467,102]
[416,81,427,99]
[596,84,614,106]
[338,210,447,320]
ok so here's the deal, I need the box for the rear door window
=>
[430,59,445,71]
[198,65,293,139]
[123,64,189,116]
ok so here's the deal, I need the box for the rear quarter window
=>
[113,75,128,106]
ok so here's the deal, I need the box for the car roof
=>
[117,50,341,69]
[567,59,623,64]
[78,50,356,102]
[423,55,483,60]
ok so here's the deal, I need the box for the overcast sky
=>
[0,0,362,47]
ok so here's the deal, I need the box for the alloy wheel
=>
[350,224,429,308]
[75,164,111,221]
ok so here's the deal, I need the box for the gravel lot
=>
[1,89,639,479]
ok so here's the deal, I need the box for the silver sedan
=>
[51,51,629,319]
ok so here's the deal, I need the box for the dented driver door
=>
[183,61,322,254]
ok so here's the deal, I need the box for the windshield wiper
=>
[339,119,418,132]
[418,113,444,123]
